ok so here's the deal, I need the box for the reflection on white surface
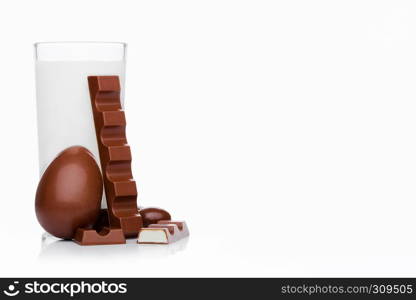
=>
[39,232,189,261]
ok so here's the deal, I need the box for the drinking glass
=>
[35,42,127,208]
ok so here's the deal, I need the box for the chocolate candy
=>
[35,146,102,239]
[138,221,189,244]
[140,207,171,227]
[137,208,190,244]
[74,76,142,245]
[74,227,125,246]
[88,76,142,237]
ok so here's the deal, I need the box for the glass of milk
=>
[34,42,126,207]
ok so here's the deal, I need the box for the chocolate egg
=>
[140,207,171,227]
[35,146,103,239]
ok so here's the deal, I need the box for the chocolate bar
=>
[138,221,189,244]
[88,76,142,237]
[74,76,142,245]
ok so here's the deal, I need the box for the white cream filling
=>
[138,229,168,244]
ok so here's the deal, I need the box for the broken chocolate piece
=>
[74,227,126,246]
[137,221,189,244]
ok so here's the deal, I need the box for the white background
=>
[1,0,416,277]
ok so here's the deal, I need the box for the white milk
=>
[35,60,125,208]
